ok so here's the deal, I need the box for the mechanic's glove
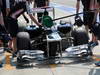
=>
[38,25,43,29]
[75,15,79,20]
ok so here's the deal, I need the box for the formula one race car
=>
[16,22,72,64]
[16,7,97,66]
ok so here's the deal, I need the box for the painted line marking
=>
[49,64,58,75]
[92,55,100,61]
[49,64,57,68]
[3,52,15,70]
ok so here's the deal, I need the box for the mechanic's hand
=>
[25,18,29,23]
[6,8,10,16]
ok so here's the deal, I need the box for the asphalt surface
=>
[52,0,76,7]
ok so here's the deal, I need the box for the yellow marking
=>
[4,52,15,70]
[49,64,57,68]
[49,64,57,73]
[92,55,100,61]
[4,64,15,70]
